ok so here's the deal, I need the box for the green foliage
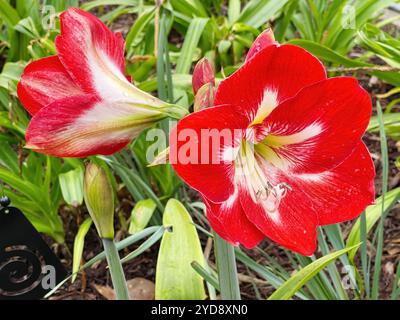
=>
[155,199,206,300]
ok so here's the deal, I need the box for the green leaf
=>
[169,0,208,18]
[80,0,138,11]
[72,218,92,283]
[155,199,206,300]
[228,0,241,25]
[268,245,360,300]
[0,0,21,27]
[371,101,389,300]
[238,0,289,28]
[125,7,155,52]
[46,226,163,298]
[59,167,84,207]
[175,18,209,74]
[0,142,19,175]
[128,199,157,234]
[346,188,400,261]
[287,39,367,67]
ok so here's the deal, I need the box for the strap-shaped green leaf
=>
[72,218,92,282]
[268,244,360,300]
[346,187,400,261]
[155,199,206,300]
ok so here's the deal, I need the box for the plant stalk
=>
[102,238,130,300]
[213,232,241,300]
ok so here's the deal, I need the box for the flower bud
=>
[193,83,215,112]
[192,58,215,95]
[246,28,278,61]
[84,162,115,239]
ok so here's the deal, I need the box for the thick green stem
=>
[102,238,130,300]
[213,232,241,300]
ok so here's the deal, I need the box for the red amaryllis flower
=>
[170,32,375,255]
[18,8,185,158]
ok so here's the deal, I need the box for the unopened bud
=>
[246,28,278,61]
[193,83,215,112]
[84,162,115,239]
[192,58,215,95]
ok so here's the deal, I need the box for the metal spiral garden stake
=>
[0,196,67,300]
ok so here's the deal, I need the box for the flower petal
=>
[169,104,249,203]
[26,94,164,157]
[239,163,318,256]
[301,142,375,225]
[55,8,130,100]
[17,56,84,115]
[215,44,326,121]
[261,77,372,173]
[203,194,264,249]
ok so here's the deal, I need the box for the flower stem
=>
[102,238,130,300]
[213,232,241,300]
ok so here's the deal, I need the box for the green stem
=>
[213,232,241,300]
[102,238,130,300]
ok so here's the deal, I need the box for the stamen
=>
[234,140,291,211]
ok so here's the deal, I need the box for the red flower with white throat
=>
[18,8,185,158]
[170,30,375,255]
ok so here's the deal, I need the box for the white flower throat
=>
[234,140,290,213]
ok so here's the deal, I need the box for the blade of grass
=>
[175,18,208,74]
[120,225,165,264]
[191,261,220,291]
[371,101,389,299]
[360,211,370,298]
[391,261,400,300]
[268,244,360,300]
[214,232,241,300]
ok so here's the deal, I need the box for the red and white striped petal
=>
[56,8,125,94]
[239,162,318,256]
[215,44,326,124]
[203,194,264,249]
[17,56,84,115]
[260,77,371,173]
[235,141,374,255]
[230,141,317,255]
[169,104,249,203]
[300,142,375,225]
[26,95,165,157]
[56,8,159,107]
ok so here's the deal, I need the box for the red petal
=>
[169,104,249,203]
[55,8,126,94]
[215,44,326,118]
[25,95,156,157]
[246,28,277,61]
[262,77,372,173]
[203,194,264,249]
[239,166,318,256]
[305,142,375,225]
[17,56,83,115]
